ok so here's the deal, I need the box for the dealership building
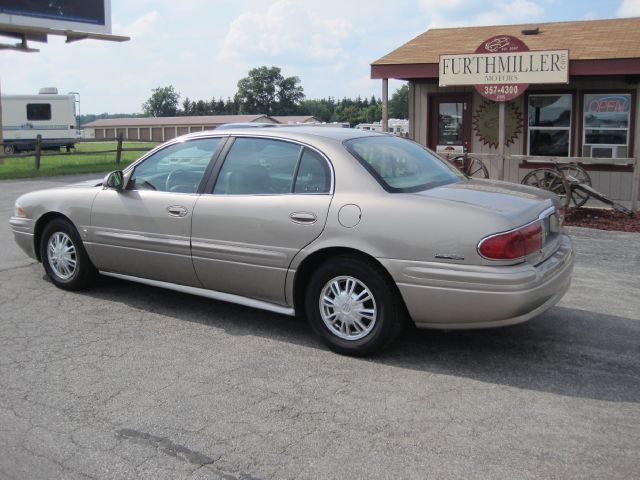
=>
[372,17,640,205]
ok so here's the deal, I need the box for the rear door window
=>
[293,149,331,193]
[213,138,302,194]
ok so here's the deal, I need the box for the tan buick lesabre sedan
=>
[10,127,573,355]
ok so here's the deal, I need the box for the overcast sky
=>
[1,0,639,114]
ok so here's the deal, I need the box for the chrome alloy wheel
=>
[47,232,77,280]
[319,276,378,340]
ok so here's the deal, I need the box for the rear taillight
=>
[478,221,543,260]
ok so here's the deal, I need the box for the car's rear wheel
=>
[305,255,404,356]
[40,218,97,290]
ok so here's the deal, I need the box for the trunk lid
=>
[418,178,558,224]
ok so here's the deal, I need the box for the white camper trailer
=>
[1,88,78,154]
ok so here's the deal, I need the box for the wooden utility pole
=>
[34,135,42,169]
[497,102,506,181]
[115,132,124,165]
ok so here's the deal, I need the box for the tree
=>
[235,66,304,115]
[211,98,225,115]
[276,75,304,115]
[181,97,193,116]
[335,104,366,126]
[366,103,382,123]
[142,85,180,117]
[300,99,333,122]
[389,84,409,119]
[224,97,239,115]
[193,100,209,116]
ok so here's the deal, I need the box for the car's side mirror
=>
[104,170,124,190]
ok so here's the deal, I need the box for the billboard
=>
[0,0,111,35]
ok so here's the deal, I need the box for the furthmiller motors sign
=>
[439,35,569,101]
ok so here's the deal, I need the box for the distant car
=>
[215,122,279,130]
[10,127,573,355]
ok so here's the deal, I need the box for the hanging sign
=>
[439,35,569,101]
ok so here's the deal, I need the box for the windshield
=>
[344,136,463,192]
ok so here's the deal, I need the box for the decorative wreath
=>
[472,101,523,149]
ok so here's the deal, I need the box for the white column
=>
[408,82,415,140]
[382,78,389,133]
[632,82,640,212]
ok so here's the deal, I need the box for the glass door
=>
[429,94,472,155]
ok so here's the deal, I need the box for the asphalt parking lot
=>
[1,174,639,480]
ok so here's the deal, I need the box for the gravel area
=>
[565,207,639,233]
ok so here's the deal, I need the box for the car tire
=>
[305,255,404,356]
[3,144,15,155]
[40,218,97,290]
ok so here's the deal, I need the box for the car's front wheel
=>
[40,218,97,290]
[305,255,404,356]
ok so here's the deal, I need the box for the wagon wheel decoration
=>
[557,164,592,207]
[521,168,571,208]
[473,101,523,149]
[451,154,490,178]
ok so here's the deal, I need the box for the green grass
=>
[0,141,159,180]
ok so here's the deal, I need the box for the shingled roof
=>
[371,17,640,79]
[82,115,272,128]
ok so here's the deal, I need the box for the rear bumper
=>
[381,234,574,329]
[9,216,37,260]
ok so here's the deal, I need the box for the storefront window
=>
[528,94,572,156]
[583,93,631,158]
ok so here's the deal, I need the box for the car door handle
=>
[290,212,317,224]
[167,205,188,217]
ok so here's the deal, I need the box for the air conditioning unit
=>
[590,146,614,158]
[582,145,631,164]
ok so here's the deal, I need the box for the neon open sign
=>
[587,96,630,113]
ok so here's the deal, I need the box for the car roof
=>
[215,122,280,130]
[184,125,382,143]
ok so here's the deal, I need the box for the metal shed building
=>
[82,114,277,142]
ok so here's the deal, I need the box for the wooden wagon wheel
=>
[521,168,571,208]
[451,155,490,178]
[557,164,592,208]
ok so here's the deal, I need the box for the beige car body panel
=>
[86,189,201,286]
[191,194,332,305]
[9,184,100,259]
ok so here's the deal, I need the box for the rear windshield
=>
[344,136,463,193]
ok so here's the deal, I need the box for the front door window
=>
[130,138,221,193]
[430,95,471,155]
[438,102,465,147]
